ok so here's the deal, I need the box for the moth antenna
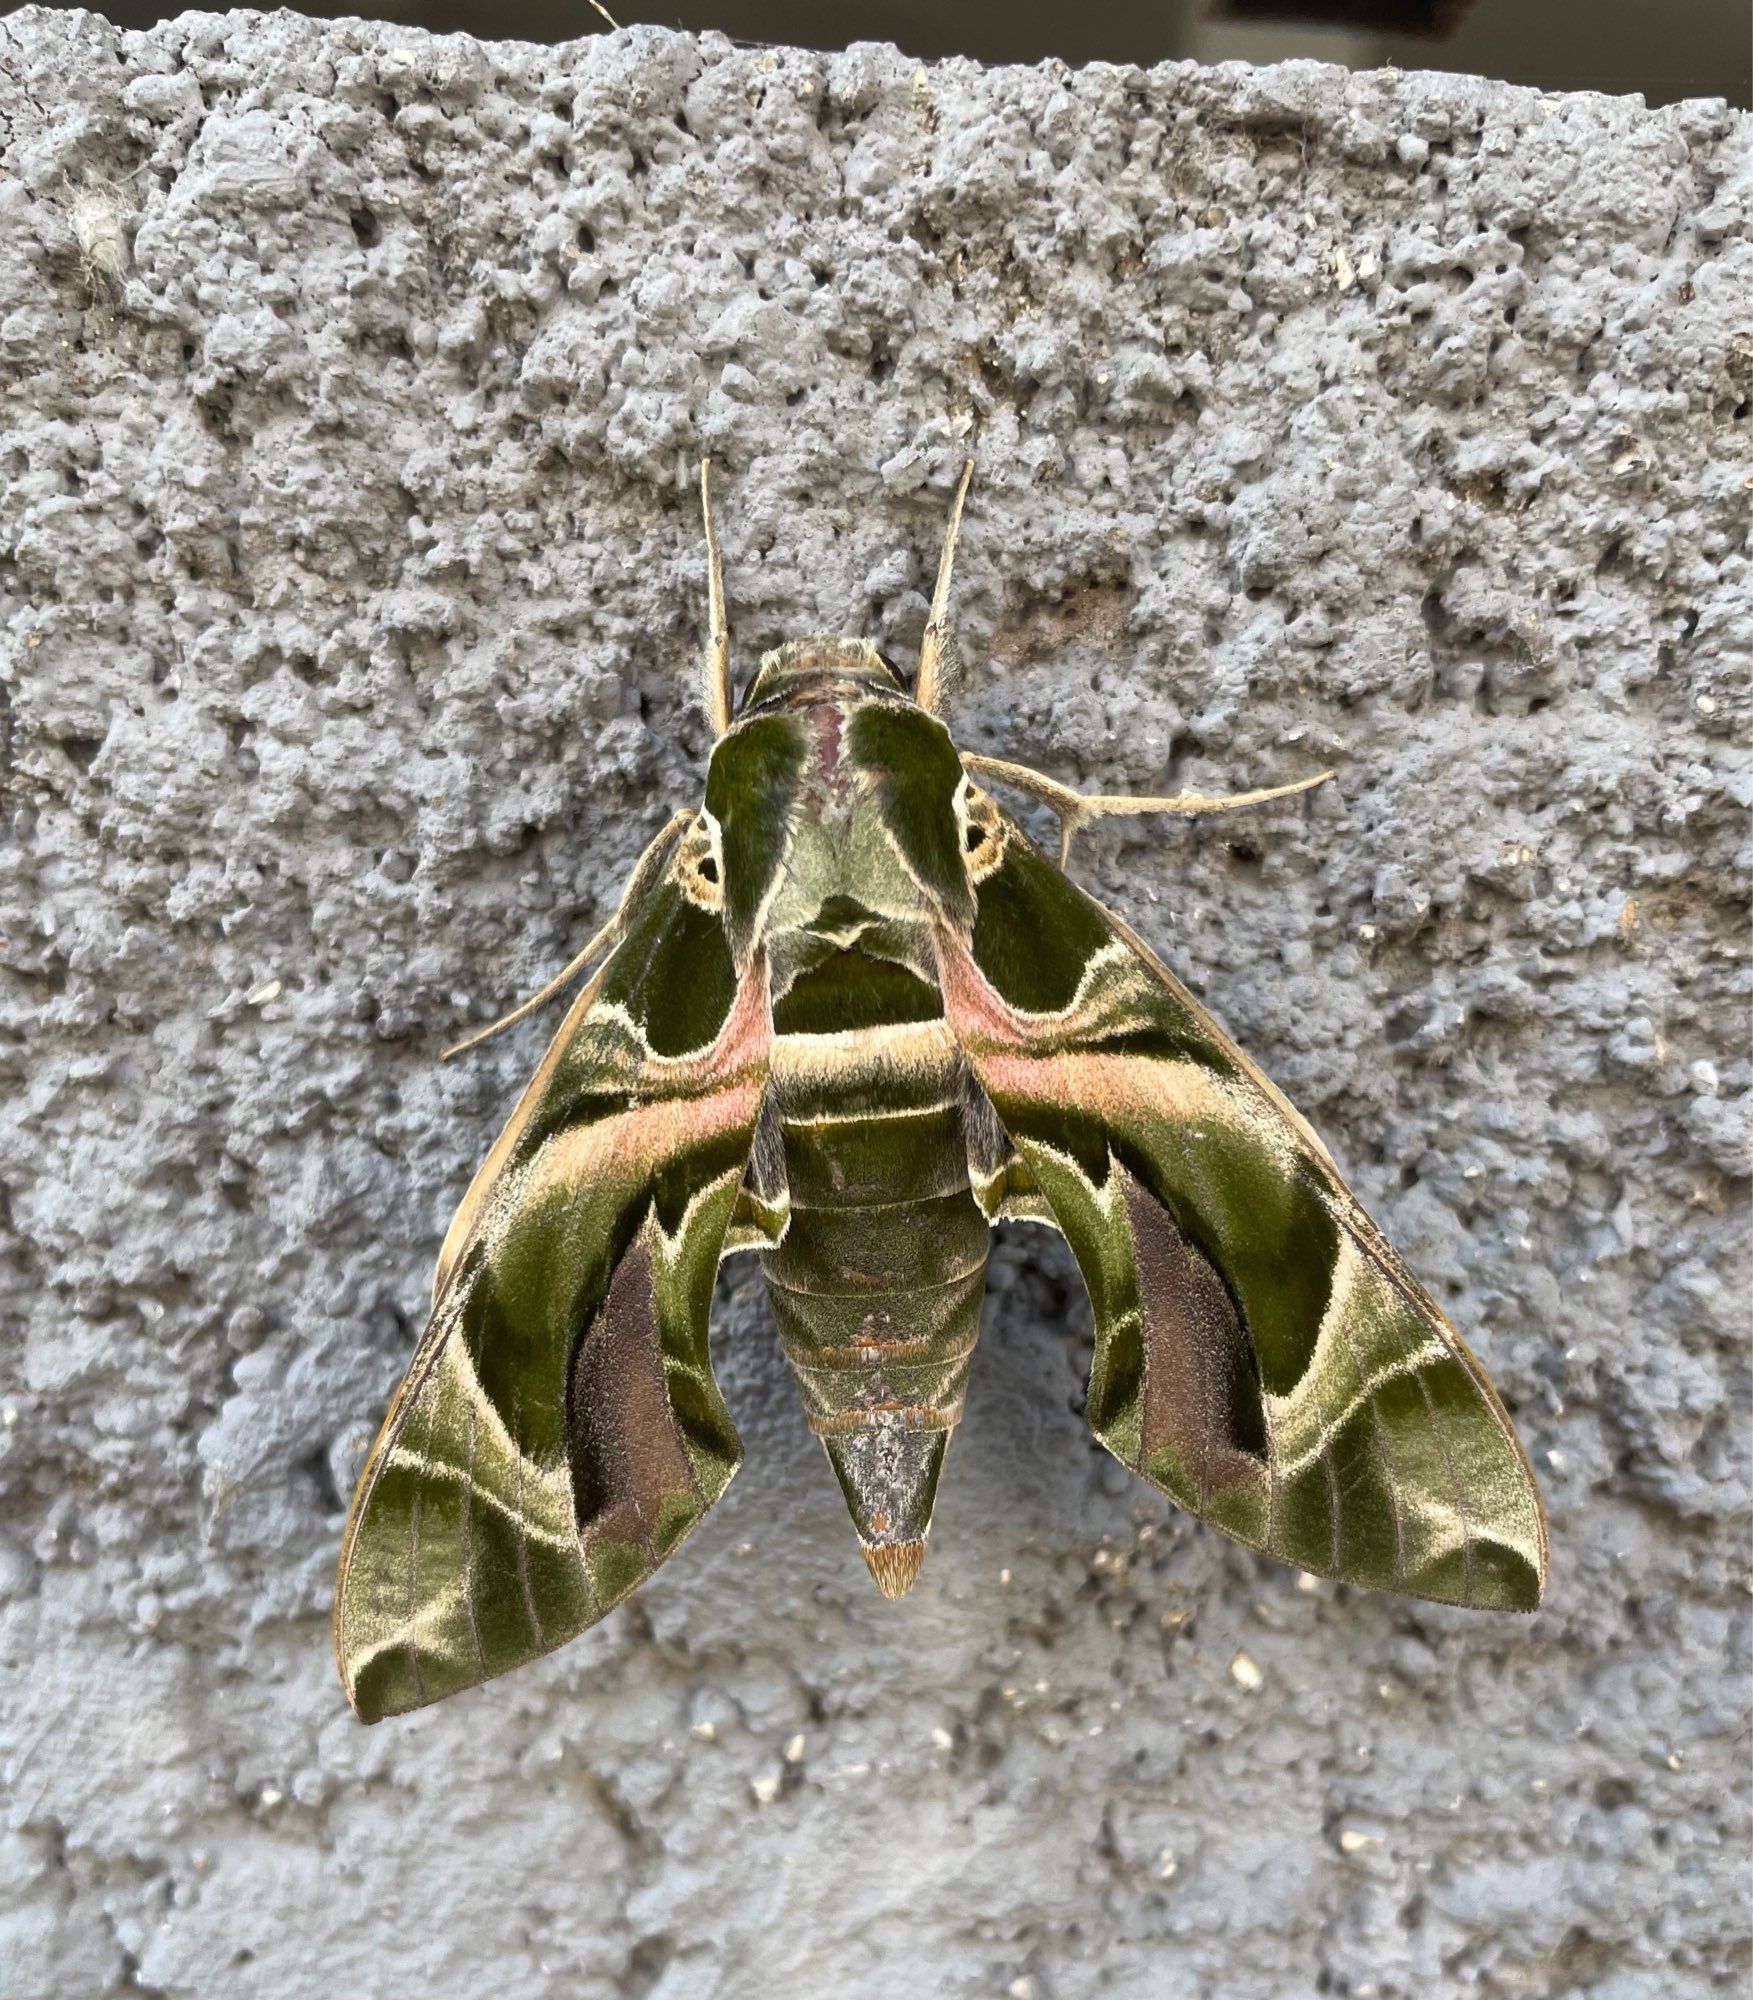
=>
[916,456,975,715]
[700,457,733,738]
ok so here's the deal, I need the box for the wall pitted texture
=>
[1,9,1748,1995]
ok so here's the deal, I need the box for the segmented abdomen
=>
[760,1001,988,1593]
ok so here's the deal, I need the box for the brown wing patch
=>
[1121,1169,1269,1512]
[569,1229,703,1544]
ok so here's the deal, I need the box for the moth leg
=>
[916,457,976,716]
[700,458,733,739]
[441,808,695,1058]
[959,753,1334,866]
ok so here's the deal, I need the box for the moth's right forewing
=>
[938,819,1548,1612]
[334,875,770,1722]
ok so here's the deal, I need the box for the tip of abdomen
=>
[820,1422,950,1588]
[861,1537,928,1598]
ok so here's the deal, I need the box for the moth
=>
[333,462,1548,1721]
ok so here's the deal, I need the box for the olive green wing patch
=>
[939,827,1547,1612]
[334,878,769,1722]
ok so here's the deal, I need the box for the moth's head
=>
[698,656,1002,965]
[737,636,910,715]
[690,461,989,958]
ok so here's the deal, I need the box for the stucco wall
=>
[1,10,1748,1996]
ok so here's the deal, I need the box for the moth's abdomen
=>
[761,1005,989,1597]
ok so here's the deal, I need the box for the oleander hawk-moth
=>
[333,462,1548,1722]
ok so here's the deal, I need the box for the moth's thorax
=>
[764,717,930,956]
[712,640,963,971]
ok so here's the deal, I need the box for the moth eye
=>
[957,789,1005,884]
[676,813,725,909]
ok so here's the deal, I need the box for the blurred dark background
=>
[19,0,1752,105]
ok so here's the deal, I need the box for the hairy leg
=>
[960,753,1335,866]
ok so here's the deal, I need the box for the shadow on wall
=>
[45,0,1753,107]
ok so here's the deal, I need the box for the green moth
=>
[333,463,1548,1722]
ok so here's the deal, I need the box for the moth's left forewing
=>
[937,812,1548,1611]
[334,874,770,1721]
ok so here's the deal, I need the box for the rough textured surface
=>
[1,10,1749,1996]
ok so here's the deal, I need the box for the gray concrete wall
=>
[1,10,1748,1996]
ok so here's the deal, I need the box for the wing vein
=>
[1321,1445,1341,1577]
[1328,1286,1408,1595]
[404,1387,435,1706]
[462,1388,487,1678]
[511,1386,548,1648]
[1414,1364,1477,1605]
[1262,1391,1280,1554]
